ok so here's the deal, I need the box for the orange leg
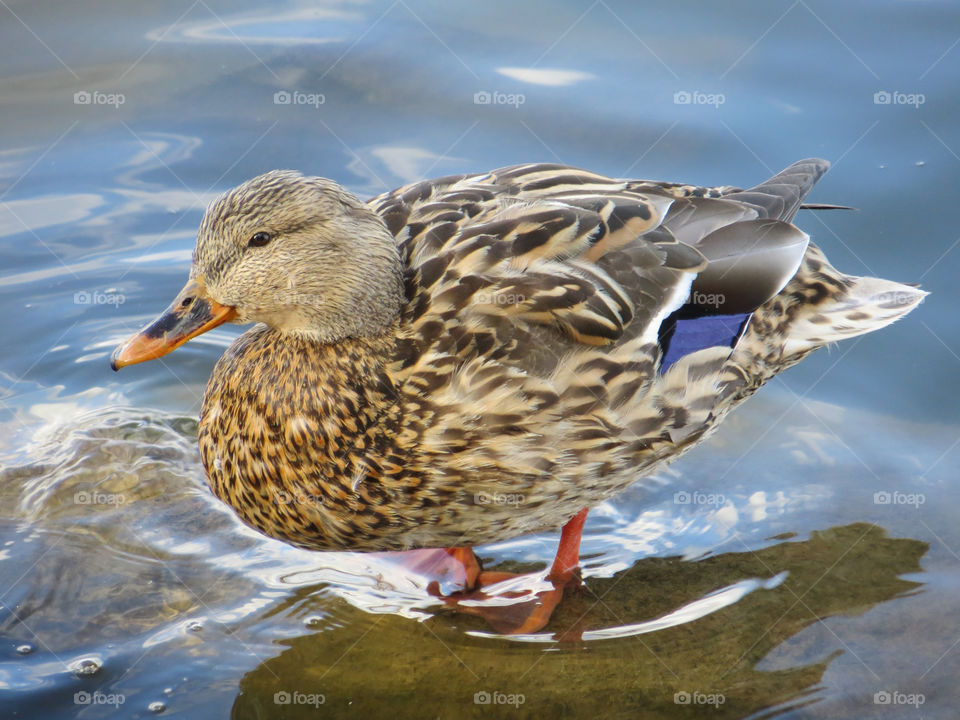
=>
[462,506,589,635]
[547,506,589,585]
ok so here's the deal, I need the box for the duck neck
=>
[248,325,399,431]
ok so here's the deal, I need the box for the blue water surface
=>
[1,2,958,718]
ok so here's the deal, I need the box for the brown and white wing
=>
[369,160,826,381]
[371,165,702,376]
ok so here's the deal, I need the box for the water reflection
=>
[145,7,358,47]
[0,193,105,238]
[231,524,926,719]
[496,67,594,86]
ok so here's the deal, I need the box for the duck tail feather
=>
[724,158,831,223]
[783,274,928,355]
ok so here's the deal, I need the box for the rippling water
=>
[1,1,958,718]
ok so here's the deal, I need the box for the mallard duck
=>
[111,159,924,632]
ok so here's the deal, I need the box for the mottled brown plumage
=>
[114,159,926,553]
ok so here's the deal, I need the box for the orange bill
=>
[110,278,236,370]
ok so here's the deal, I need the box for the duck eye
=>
[248,231,271,248]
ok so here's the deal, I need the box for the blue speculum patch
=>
[658,312,752,372]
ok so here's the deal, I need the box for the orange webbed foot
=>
[377,508,590,636]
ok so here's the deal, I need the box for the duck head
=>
[111,170,404,370]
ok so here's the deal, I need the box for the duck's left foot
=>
[380,508,590,635]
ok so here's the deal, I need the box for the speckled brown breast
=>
[198,326,421,550]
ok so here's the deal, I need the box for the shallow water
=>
[1,1,958,718]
